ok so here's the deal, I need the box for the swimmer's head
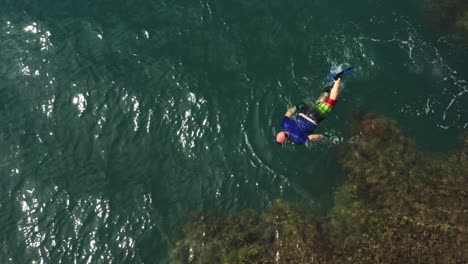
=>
[275,131,289,144]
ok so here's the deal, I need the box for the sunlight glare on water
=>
[0,0,466,263]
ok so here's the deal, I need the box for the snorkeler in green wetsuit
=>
[275,77,341,145]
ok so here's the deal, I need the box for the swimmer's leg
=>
[302,79,342,116]
[329,78,341,101]
[313,78,342,122]
[315,85,332,104]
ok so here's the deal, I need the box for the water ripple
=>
[0,1,466,263]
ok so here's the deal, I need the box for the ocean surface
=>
[0,0,466,263]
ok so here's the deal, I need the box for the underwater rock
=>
[171,200,333,263]
[422,0,468,46]
[332,113,467,263]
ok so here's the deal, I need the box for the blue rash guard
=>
[280,116,317,144]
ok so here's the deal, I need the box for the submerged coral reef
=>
[331,113,467,263]
[172,114,467,263]
[171,200,332,263]
[422,0,468,45]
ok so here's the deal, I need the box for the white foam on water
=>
[72,93,87,116]
[146,109,153,133]
[131,96,140,131]
[174,90,209,157]
[41,95,55,118]
[24,23,38,34]
[356,15,467,129]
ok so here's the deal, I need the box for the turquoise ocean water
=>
[0,0,466,263]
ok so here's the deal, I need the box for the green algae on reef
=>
[331,113,467,263]
[172,114,467,263]
[422,0,468,45]
[171,200,332,263]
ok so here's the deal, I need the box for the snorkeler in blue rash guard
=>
[275,78,342,145]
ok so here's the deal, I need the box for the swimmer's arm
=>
[308,134,325,142]
[284,106,297,117]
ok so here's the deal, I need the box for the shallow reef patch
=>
[422,0,468,46]
[172,113,467,263]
